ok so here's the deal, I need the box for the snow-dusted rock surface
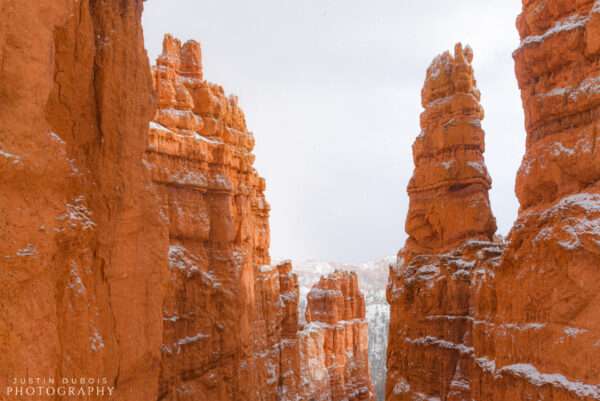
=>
[295,257,393,401]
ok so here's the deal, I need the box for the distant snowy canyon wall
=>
[296,259,391,401]
[386,1,600,400]
[0,2,375,399]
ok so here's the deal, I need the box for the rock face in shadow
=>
[387,3,600,399]
[303,271,375,401]
[0,1,162,400]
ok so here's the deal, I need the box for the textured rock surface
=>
[0,9,377,398]
[404,43,497,258]
[147,35,377,401]
[387,3,600,399]
[295,259,391,401]
[146,34,303,401]
[304,271,375,401]
[489,0,600,399]
[0,1,163,400]
[386,43,505,401]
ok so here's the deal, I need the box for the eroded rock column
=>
[404,43,497,258]
[386,44,504,401]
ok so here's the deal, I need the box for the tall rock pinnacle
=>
[386,45,505,401]
[387,5,600,400]
[404,43,497,258]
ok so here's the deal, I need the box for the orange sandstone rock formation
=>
[404,43,497,258]
[0,1,163,400]
[487,0,600,398]
[304,271,375,401]
[147,35,377,401]
[387,3,600,399]
[387,44,504,401]
[147,34,303,401]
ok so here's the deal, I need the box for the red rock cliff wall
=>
[0,1,163,400]
[147,35,375,401]
[387,3,600,400]
[483,0,600,399]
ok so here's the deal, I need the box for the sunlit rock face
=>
[387,3,600,399]
[147,34,292,401]
[303,271,376,401]
[147,35,376,401]
[0,1,163,400]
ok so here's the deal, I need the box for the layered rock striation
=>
[387,44,505,401]
[147,35,376,401]
[387,3,600,399]
[303,271,375,401]
[146,34,302,401]
[488,0,600,399]
[405,43,497,258]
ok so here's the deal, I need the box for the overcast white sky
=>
[143,0,524,264]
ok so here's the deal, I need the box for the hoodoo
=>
[386,43,504,401]
[404,43,497,259]
[386,2,600,400]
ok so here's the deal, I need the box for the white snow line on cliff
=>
[413,392,441,401]
[539,76,600,102]
[149,121,174,133]
[426,315,474,321]
[90,328,105,352]
[16,244,37,257]
[467,161,486,174]
[404,336,474,355]
[540,193,600,217]
[308,288,344,298]
[518,14,589,50]
[0,148,22,164]
[57,196,96,230]
[68,262,86,295]
[176,331,209,346]
[475,357,600,399]
[49,131,65,145]
[499,364,600,399]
